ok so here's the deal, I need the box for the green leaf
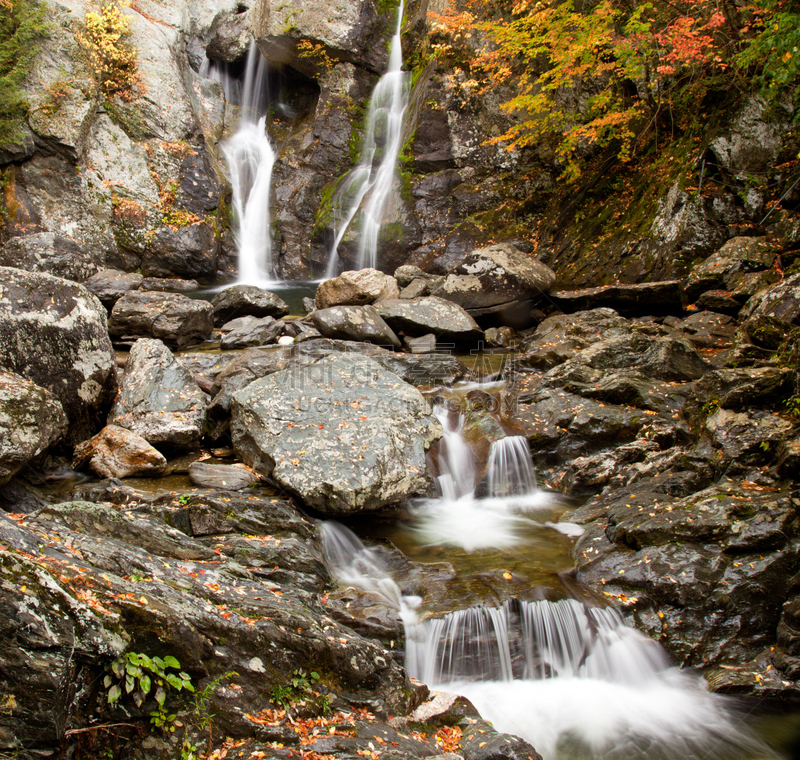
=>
[165,673,182,690]
[152,656,165,670]
[108,684,122,704]
[103,674,112,688]
[139,674,152,694]
[162,655,180,669]
[155,686,166,706]
[125,676,135,693]
[111,659,124,678]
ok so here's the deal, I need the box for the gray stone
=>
[109,338,208,449]
[394,265,443,288]
[310,305,401,348]
[140,277,199,293]
[141,222,218,280]
[549,281,687,315]
[405,333,436,354]
[83,269,143,310]
[212,284,290,325]
[72,424,167,478]
[0,267,117,443]
[374,297,484,342]
[220,315,284,349]
[399,278,430,299]
[0,233,104,282]
[314,269,400,309]
[696,289,742,315]
[230,354,441,515]
[745,272,800,325]
[108,290,214,348]
[188,461,259,491]
[432,243,555,311]
[0,371,67,485]
[705,408,793,465]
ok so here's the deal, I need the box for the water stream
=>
[320,410,778,760]
[204,41,278,285]
[325,0,409,277]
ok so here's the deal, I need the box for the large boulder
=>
[0,371,68,485]
[0,233,104,282]
[548,281,687,316]
[374,297,484,343]
[230,353,441,515]
[220,316,284,350]
[310,305,401,348]
[431,243,556,312]
[212,284,290,326]
[82,269,144,310]
[72,425,167,478]
[139,222,218,280]
[314,269,400,309]
[108,291,214,348]
[109,338,208,449]
[0,267,117,443]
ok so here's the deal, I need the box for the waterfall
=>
[486,435,538,498]
[405,599,772,760]
[319,521,420,626]
[325,0,409,277]
[207,40,278,285]
[411,406,553,551]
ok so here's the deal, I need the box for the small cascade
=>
[325,1,409,277]
[411,406,553,551]
[433,406,476,501]
[209,40,278,285]
[486,435,538,498]
[319,521,419,625]
[406,599,772,760]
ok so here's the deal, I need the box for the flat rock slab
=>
[72,424,167,479]
[230,353,441,515]
[0,232,103,282]
[109,338,208,449]
[315,268,399,309]
[83,269,144,310]
[187,461,259,491]
[220,315,283,349]
[549,281,687,315]
[310,304,401,348]
[374,297,484,342]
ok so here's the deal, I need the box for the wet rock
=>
[140,222,217,280]
[777,435,800,480]
[485,326,517,348]
[705,408,793,465]
[109,338,208,450]
[573,480,800,677]
[0,267,117,443]
[685,237,777,301]
[310,305,401,348]
[0,233,103,282]
[405,333,437,354]
[220,315,284,349]
[394,265,444,288]
[108,290,214,348]
[230,353,441,515]
[400,278,431,299]
[140,277,199,293]
[83,268,144,310]
[432,243,556,312]
[315,268,400,309]
[459,719,542,760]
[187,461,259,491]
[696,289,742,315]
[212,284,290,326]
[72,425,167,479]
[669,311,736,350]
[375,297,484,343]
[744,271,800,325]
[0,372,67,485]
[692,367,795,411]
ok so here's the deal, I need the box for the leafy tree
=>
[430,0,798,181]
[0,0,47,149]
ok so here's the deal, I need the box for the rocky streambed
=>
[0,247,799,760]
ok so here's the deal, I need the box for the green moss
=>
[104,99,149,141]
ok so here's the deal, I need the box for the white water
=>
[411,407,554,550]
[209,40,278,285]
[325,1,409,277]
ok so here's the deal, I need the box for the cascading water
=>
[205,40,278,285]
[325,1,409,277]
[411,406,554,550]
[321,526,772,760]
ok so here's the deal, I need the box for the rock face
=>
[211,284,290,326]
[0,233,104,282]
[572,480,800,695]
[219,315,284,349]
[0,267,117,443]
[310,305,401,348]
[0,371,67,484]
[230,353,441,514]
[108,291,215,348]
[314,268,400,309]
[82,269,144,310]
[109,338,208,449]
[72,424,167,478]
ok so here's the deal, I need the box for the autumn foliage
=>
[430,0,800,180]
